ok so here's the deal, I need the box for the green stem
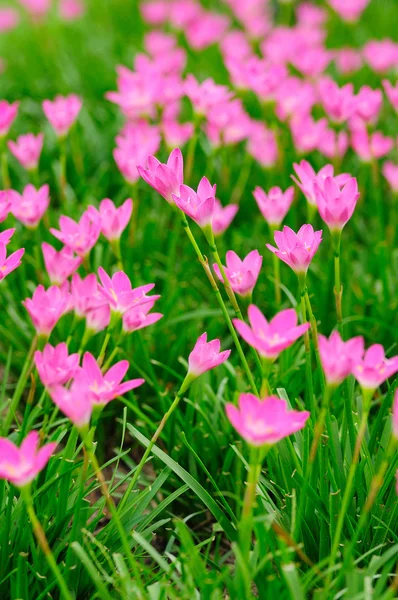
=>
[181,213,259,395]
[185,124,199,181]
[59,136,67,204]
[332,231,343,334]
[299,283,316,417]
[230,154,252,205]
[1,143,10,189]
[21,487,73,600]
[270,225,282,306]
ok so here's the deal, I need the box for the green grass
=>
[0,0,397,598]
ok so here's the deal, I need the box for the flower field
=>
[0,0,397,598]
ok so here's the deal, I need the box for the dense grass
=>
[0,0,397,598]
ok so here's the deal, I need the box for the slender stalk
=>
[83,436,145,592]
[298,282,316,417]
[97,329,113,367]
[230,154,252,205]
[59,136,67,204]
[21,487,73,600]
[180,213,259,395]
[304,289,323,388]
[332,230,343,334]
[185,122,200,181]
[1,138,10,189]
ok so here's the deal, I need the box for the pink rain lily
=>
[314,176,360,232]
[184,74,234,116]
[318,332,364,387]
[0,431,56,488]
[187,332,231,378]
[8,133,44,171]
[318,78,356,124]
[226,394,310,446]
[98,267,159,316]
[213,250,262,298]
[0,100,18,137]
[0,8,19,32]
[352,344,398,391]
[352,85,383,125]
[89,198,132,242]
[85,305,111,334]
[246,122,278,168]
[351,129,394,162]
[10,184,50,228]
[19,0,51,18]
[23,283,70,337]
[71,273,105,318]
[317,129,349,161]
[292,161,350,207]
[382,161,398,193]
[0,191,12,222]
[49,376,93,429]
[122,300,163,333]
[383,80,398,112]
[35,342,80,389]
[42,94,82,137]
[59,0,85,20]
[79,352,144,406]
[328,0,370,22]
[266,225,323,275]
[162,120,194,149]
[212,199,238,236]
[0,228,16,245]
[253,186,294,227]
[50,211,101,257]
[173,177,216,229]
[138,147,183,203]
[0,243,24,281]
[234,306,309,360]
[363,39,398,74]
[334,48,363,75]
[290,116,328,155]
[42,242,82,286]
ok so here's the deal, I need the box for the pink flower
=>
[0,228,16,244]
[35,342,79,388]
[173,177,216,228]
[0,191,12,222]
[162,120,194,149]
[0,8,19,32]
[318,78,356,124]
[213,250,262,298]
[122,300,163,333]
[226,394,310,446]
[50,211,100,257]
[0,431,56,488]
[363,39,398,74]
[85,306,110,334]
[18,0,51,18]
[317,129,349,161]
[187,332,231,378]
[352,344,398,391]
[23,284,70,337]
[275,77,316,122]
[91,198,132,242]
[206,100,252,148]
[144,31,177,55]
[290,116,328,154]
[98,267,159,316]
[328,0,370,22]
[318,332,364,387]
[334,48,363,75]
[297,3,327,27]
[212,199,238,236]
[114,120,161,185]
[42,242,82,285]
[10,184,50,228]
[253,186,294,227]
[247,122,278,168]
[382,161,398,193]
[0,243,24,281]
[292,161,350,207]
[234,305,309,360]
[8,133,44,171]
[59,0,85,20]
[383,80,398,112]
[352,86,383,125]
[78,352,144,406]
[290,46,332,79]
[351,129,394,162]
[393,390,398,439]
[184,75,233,116]
[138,148,183,203]
[0,100,18,137]
[266,225,322,275]
[42,94,82,137]
[71,273,105,318]
[314,176,360,231]
[49,376,93,429]
[140,1,169,25]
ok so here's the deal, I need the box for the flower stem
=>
[270,225,282,306]
[230,153,252,205]
[21,487,73,600]
[185,124,199,181]
[181,213,259,395]
[59,137,67,204]
[332,231,343,334]
[1,140,10,189]
[299,283,316,417]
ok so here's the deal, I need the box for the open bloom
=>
[79,352,144,406]
[234,306,309,360]
[0,431,56,488]
[50,376,93,429]
[266,225,322,275]
[319,332,364,387]
[351,129,394,162]
[0,191,12,222]
[0,243,24,281]
[71,273,104,318]
[382,161,398,193]
[138,148,183,203]
[89,198,132,242]
[353,85,383,125]
[50,211,101,257]
[0,228,16,245]
[10,184,50,228]
[212,199,238,236]
[213,250,262,298]
[352,344,398,391]
[187,332,231,378]
[42,243,82,285]
[173,177,216,228]
[0,100,18,137]
[8,133,44,171]
[226,394,310,446]
[314,176,360,231]
[98,267,159,316]
[292,161,350,207]
[122,300,163,333]
[327,0,370,22]
[318,78,356,124]
[23,284,70,337]
[35,342,79,389]
[383,80,398,112]
[0,8,19,32]
[42,94,82,137]
[253,186,294,227]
